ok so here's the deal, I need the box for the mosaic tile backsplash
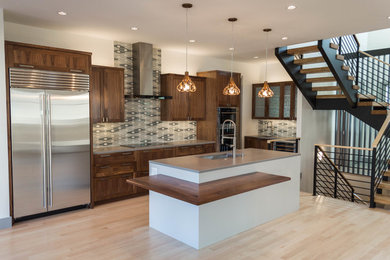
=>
[93,41,196,148]
[258,120,297,137]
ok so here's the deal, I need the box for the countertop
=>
[93,140,216,155]
[150,148,300,173]
[245,135,298,140]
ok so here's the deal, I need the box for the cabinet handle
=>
[106,117,109,122]
[70,69,83,73]
[18,64,34,68]
[99,165,110,169]
[121,163,134,166]
[121,152,133,155]
[99,154,111,158]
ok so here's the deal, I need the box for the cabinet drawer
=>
[94,174,135,202]
[95,162,136,178]
[175,145,205,157]
[94,151,136,165]
[203,144,215,153]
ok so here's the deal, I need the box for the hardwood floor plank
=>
[1,193,390,259]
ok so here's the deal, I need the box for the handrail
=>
[315,144,373,151]
[266,137,300,144]
[359,50,390,67]
[317,146,355,189]
[372,114,390,148]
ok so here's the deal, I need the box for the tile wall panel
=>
[258,120,297,137]
[93,41,196,148]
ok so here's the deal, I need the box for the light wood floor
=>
[1,193,390,260]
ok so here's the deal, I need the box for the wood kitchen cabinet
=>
[5,41,91,74]
[160,73,206,121]
[244,136,269,149]
[216,71,241,107]
[91,65,125,123]
[252,81,297,120]
[92,143,215,205]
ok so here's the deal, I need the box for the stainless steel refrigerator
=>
[10,68,91,219]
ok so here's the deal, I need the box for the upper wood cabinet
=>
[160,73,206,121]
[5,41,91,74]
[252,81,297,120]
[91,65,125,123]
[216,71,241,107]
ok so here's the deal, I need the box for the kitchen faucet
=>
[221,119,237,159]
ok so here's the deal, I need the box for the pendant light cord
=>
[230,21,234,78]
[185,7,188,72]
[265,31,268,81]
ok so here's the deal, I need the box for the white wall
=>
[357,28,390,51]
[0,9,11,227]
[5,22,114,66]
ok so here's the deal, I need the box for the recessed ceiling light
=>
[388,16,390,19]
[287,5,296,10]
[131,27,138,31]
[57,11,67,16]
[229,47,234,51]
[282,36,288,41]
[253,56,259,59]
[189,39,196,43]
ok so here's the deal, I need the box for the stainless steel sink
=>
[199,152,243,160]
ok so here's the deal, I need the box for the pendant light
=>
[177,3,196,93]
[223,18,240,96]
[258,28,274,98]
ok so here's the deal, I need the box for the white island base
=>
[147,149,301,249]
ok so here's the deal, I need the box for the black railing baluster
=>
[370,148,377,208]
[313,146,318,196]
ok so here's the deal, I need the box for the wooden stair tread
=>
[384,170,390,177]
[342,65,350,71]
[312,86,341,91]
[306,77,336,83]
[330,43,339,50]
[358,101,389,107]
[300,67,330,74]
[358,94,376,100]
[316,95,346,99]
[353,85,360,90]
[294,57,325,65]
[287,45,319,55]
[379,181,390,190]
[336,54,345,61]
[371,110,387,115]
[375,194,390,205]
[348,75,355,81]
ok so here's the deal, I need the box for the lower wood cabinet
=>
[93,143,215,204]
[244,137,269,150]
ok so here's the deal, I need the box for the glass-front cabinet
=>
[252,81,297,120]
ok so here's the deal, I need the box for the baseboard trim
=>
[0,216,12,229]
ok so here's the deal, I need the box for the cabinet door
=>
[229,73,241,107]
[136,149,163,172]
[103,68,124,122]
[188,78,206,120]
[283,85,292,119]
[161,74,189,121]
[91,66,104,123]
[268,86,281,118]
[217,71,231,107]
[253,85,266,118]
[94,174,134,202]
[68,54,90,74]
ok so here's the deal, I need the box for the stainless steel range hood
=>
[132,42,171,99]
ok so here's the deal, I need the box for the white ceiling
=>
[1,0,390,61]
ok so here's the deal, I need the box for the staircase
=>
[276,34,390,208]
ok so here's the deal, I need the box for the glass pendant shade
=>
[257,81,274,98]
[223,77,240,95]
[177,71,196,92]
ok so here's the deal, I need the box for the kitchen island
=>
[128,148,301,249]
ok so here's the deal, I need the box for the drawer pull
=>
[121,152,133,155]
[99,165,110,169]
[18,64,34,68]
[121,163,134,166]
[70,69,83,73]
[99,154,111,158]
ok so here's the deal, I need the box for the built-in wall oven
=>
[217,107,240,151]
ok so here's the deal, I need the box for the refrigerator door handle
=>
[46,94,53,208]
[41,94,47,209]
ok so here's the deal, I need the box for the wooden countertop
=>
[127,172,290,205]
[150,148,299,173]
[245,135,297,140]
[93,140,215,155]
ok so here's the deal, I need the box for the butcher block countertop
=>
[150,148,299,173]
[127,172,291,205]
